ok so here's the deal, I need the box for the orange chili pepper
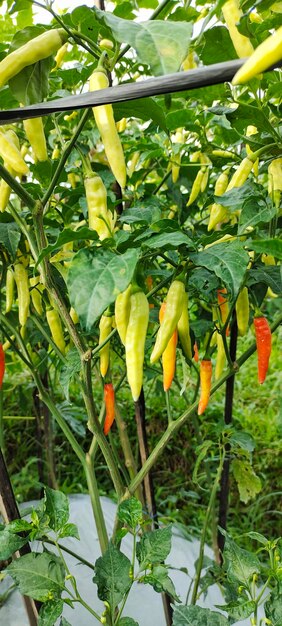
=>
[159,302,177,391]
[198,359,212,415]
[253,316,272,384]
[193,341,199,363]
[103,383,115,435]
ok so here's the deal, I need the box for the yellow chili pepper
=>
[268,157,282,209]
[151,279,185,364]
[159,303,177,392]
[46,308,66,355]
[177,292,192,361]
[125,288,149,401]
[232,26,282,84]
[236,287,249,336]
[14,262,30,327]
[0,128,28,175]
[246,126,259,177]
[84,174,115,240]
[208,169,230,231]
[115,284,132,346]
[30,276,44,316]
[5,267,14,313]
[23,117,48,162]
[99,313,113,378]
[222,0,254,58]
[215,333,226,380]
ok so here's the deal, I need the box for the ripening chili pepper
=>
[193,341,199,362]
[199,154,211,192]
[14,262,30,327]
[198,359,212,415]
[46,308,66,355]
[23,117,48,162]
[217,288,230,336]
[99,313,113,378]
[226,155,256,191]
[171,129,183,184]
[232,26,282,85]
[253,316,272,384]
[115,284,131,346]
[104,382,115,435]
[30,275,44,316]
[150,279,185,364]
[177,292,192,361]
[0,129,28,175]
[5,267,14,313]
[125,288,149,401]
[84,174,115,240]
[236,287,249,336]
[0,28,68,89]
[186,168,205,207]
[89,69,126,189]
[159,303,177,391]
[215,334,226,381]
[222,0,254,58]
[0,343,5,389]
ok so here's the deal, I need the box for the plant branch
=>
[0,163,36,209]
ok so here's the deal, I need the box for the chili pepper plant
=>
[0,1,281,625]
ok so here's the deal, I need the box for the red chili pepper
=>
[193,341,199,363]
[0,343,5,388]
[253,316,272,384]
[198,359,212,415]
[103,383,115,435]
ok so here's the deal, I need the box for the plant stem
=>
[0,163,36,209]
[85,452,109,554]
[44,538,95,570]
[191,447,226,604]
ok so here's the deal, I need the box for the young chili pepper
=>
[208,169,230,231]
[23,117,48,162]
[253,316,272,384]
[198,359,212,415]
[0,343,5,389]
[0,28,68,88]
[0,129,28,175]
[99,313,113,378]
[30,275,44,316]
[125,288,149,401]
[89,69,126,189]
[14,262,30,327]
[104,382,115,435]
[236,287,249,336]
[5,267,14,313]
[232,26,282,85]
[84,174,115,240]
[159,303,177,391]
[151,279,185,364]
[115,284,131,346]
[46,308,66,355]
[215,334,226,381]
[177,292,192,361]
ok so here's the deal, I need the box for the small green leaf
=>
[6,552,65,601]
[114,97,167,131]
[232,459,262,504]
[265,584,282,626]
[119,619,139,626]
[172,604,229,625]
[93,543,131,608]
[230,431,255,452]
[0,219,21,258]
[145,231,193,249]
[248,266,282,294]
[200,26,237,65]
[60,347,81,401]
[58,523,80,540]
[38,599,63,626]
[36,226,99,267]
[222,535,260,586]
[239,198,276,233]
[117,498,143,529]
[136,526,172,570]
[142,564,180,601]
[67,248,139,330]
[44,487,69,532]
[0,527,28,560]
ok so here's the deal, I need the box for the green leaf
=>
[215,181,261,210]
[67,248,139,331]
[58,523,80,540]
[93,543,131,607]
[265,584,282,626]
[119,619,139,626]
[190,241,249,298]
[215,598,256,621]
[60,347,81,401]
[230,431,255,452]
[36,226,99,267]
[0,219,21,257]
[6,552,65,601]
[172,605,229,625]
[136,526,172,571]
[38,600,64,626]
[244,531,269,546]
[232,459,262,504]
[248,266,282,294]
[192,441,213,486]
[142,564,180,601]
[144,231,193,249]
[238,198,276,234]
[200,26,237,64]
[222,535,260,586]
[113,97,167,131]
[117,497,143,529]
[44,487,69,532]
[9,26,53,104]
[94,8,192,75]
[250,239,282,260]
[166,108,198,132]
[0,526,28,559]
[119,200,162,225]
[60,619,72,626]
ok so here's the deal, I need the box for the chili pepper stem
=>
[165,390,173,424]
